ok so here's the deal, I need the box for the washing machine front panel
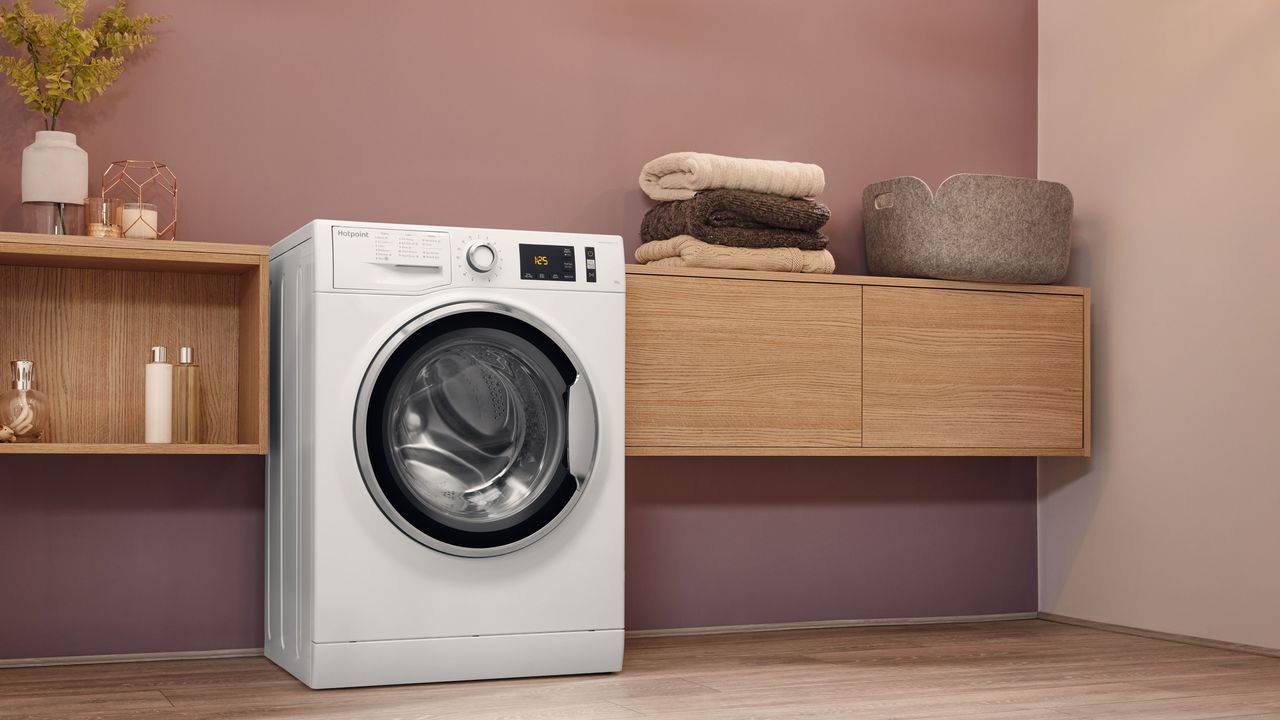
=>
[280,223,625,652]
[309,287,624,644]
[355,303,598,557]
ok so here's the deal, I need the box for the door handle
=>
[566,376,597,483]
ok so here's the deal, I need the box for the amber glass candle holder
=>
[84,197,123,238]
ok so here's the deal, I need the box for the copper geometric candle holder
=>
[101,161,178,241]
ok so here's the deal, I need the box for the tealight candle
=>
[120,202,159,239]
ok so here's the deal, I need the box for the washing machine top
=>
[272,219,625,296]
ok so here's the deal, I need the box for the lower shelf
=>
[0,443,264,455]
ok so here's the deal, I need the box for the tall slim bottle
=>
[145,346,172,443]
[173,346,201,444]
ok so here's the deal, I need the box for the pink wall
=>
[1038,0,1280,650]
[0,1,1038,657]
[0,457,264,658]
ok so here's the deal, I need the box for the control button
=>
[585,246,596,259]
[466,242,497,273]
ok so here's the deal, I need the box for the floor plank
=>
[1,621,1278,720]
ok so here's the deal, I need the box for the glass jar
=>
[85,197,123,238]
[1,360,50,443]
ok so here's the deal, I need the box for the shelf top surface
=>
[0,231,267,273]
[0,443,265,455]
[625,263,1088,296]
[1,231,267,256]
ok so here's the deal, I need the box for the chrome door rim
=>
[354,301,598,557]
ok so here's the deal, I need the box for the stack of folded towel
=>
[636,152,835,273]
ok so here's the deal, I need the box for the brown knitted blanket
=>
[641,189,830,250]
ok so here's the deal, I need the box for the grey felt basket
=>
[862,174,1073,284]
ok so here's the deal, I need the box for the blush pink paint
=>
[0,0,1037,658]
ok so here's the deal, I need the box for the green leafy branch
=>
[0,0,164,131]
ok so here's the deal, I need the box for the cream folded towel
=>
[639,152,826,201]
[635,235,835,274]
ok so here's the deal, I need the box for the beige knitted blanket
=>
[635,235,835,274]
[639,152,826,201]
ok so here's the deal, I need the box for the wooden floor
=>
[2,620,1279,719]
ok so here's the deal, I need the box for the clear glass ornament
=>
[1,360,50,443]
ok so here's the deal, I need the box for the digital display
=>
[519,244,575,281]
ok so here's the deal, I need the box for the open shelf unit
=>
[0,232,268,455]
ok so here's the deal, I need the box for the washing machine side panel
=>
[298,249,317,681]
[309,290,625,644]
[265,239,317,684]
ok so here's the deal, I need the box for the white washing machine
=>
[266,219,625,689]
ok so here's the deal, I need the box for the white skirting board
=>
[8,613,1275,669]
[1039,612,1280,659]
[0,646,263,669]
[626,612,1039,638]
[0,613,1034,668]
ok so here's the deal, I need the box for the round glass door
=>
[355,306,595,557]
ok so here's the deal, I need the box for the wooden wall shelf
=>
[0,232,268,455]
[0,443,263,455]
[625,265,1091,457]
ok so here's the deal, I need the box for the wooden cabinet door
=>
[626,275,862,451]
[862,286,1086,450]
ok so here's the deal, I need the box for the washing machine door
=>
[354,302,598,557]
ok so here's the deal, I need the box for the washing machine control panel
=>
[323,222,624,293]
[331,225,451,292]
[452,231,621,291]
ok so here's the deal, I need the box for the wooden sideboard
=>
[625,265,1090,457]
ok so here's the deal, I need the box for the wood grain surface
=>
[0,231,266,274]
[0,266,240,444]
[626,274,862,448]
[623,267,1090,456]
[1,620,1278,719]
[234,265,268,450]
[0,233,270,453]
[862,286,1086,449]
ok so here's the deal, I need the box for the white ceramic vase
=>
[21,130,88,204]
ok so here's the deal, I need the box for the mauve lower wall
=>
[0,457,265,659]
[0,1,1037,658]
[628,458,1037,629]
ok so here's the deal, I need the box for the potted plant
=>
[0,0,162,234]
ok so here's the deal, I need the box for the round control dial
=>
[466,242,497,273]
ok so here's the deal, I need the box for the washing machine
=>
[266,219,625,689]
